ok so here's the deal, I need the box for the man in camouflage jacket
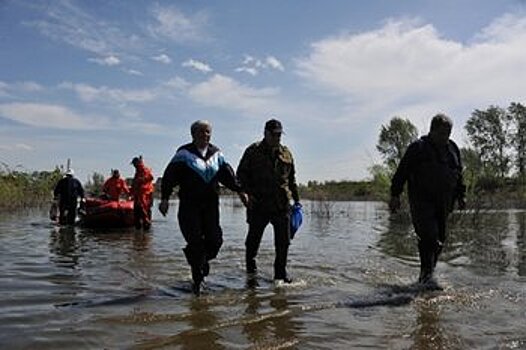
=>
[237,118,300,282]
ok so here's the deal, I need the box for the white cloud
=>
[0,81,43,96]
[0,103,108,130]
[163,76,190,90]
[0,81,8,96]
[476,13,526,42]
[182,59,212,73]
[266,56,285,71]
[188,74,280,114]
[152,53,172,64]
[19,81,43,92]
[88,55,121,66]
[148,4,208,43]
[124,68,144,76]
[296,15,526,128]
[0,143,34,151]
[59,82,157,104]
[236,54,285,76]
[25,2,141,56]
[235,67,258,76]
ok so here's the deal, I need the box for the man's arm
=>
[288,157,300,203]
[452,141,467,209]
[389,142,418,212]
[158,161,182,216]
[236,147,253,193]
[236,146,254,208]
[76,179,85,199]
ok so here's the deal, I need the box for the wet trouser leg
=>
[133,201,143,229]
[202,201,223,277]
[59,202,76,225]
[144,193,153,229]
[245,209,291,279]
[66,203,77,225]
[178,201,223,288]
[270,211,291,280]
[134,194,152,229]
[245,210,270,273]
[411,201,448,282]
[59,205,67,225]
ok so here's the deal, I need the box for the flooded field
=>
[0,200,524,349]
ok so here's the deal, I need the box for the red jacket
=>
[103,176,130,201]
[132,162,154,198]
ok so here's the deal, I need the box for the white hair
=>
[191,120,212,137]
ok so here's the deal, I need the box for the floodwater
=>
[0,200,524,349]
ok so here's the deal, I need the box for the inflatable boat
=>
[79,198,134,228]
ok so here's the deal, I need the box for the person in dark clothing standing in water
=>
[53,169,85,225]
[389,113,466,286]
[237,118,300,283]
[159,120,248,295]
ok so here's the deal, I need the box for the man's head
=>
[264,118,283,147]
[429,113,453,146]
[112,169,120,178]
[65,168,74,177]
[191,120,212,149]
[131,156,142,167]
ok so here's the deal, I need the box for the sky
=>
[2,0,526,184]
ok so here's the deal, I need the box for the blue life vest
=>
[290,203,303,239]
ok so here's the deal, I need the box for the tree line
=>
[370,102,526,206]
[2,102,526,209]
[301,102,526,206]
[0,163,63,209]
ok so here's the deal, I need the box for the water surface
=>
[0,200,524,349]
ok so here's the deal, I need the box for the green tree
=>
[465,106,510,179]
[460,147,483,190]
[85,172,105,196]
[508,102,526,177]
[376,117,418,171]
[368,164,391,201]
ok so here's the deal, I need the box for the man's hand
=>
[389,196,401,213]
[238,192,249,208]
[158,199,169,216]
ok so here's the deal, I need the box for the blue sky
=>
[2,0,526,184]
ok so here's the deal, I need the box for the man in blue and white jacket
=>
[159,120,248,295]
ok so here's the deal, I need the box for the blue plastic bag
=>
[290,203,303,239]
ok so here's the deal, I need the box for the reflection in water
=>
[242,286,300,348]
[377,214,416,260]
[410,300,460,350]
[515,212,526,277]
[243,286,263,344]
[378,209,519,277]
[269,292,300,343]
[132,231,151,252]
[179,299,224,350]
[49,226,79,268]
[450,212,510,275]
[0,202,524,349]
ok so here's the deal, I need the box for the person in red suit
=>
[131,156,155,230]
[102,169,130,201]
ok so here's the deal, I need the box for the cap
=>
[65,168,74,176]
[131,157,141,165]
[264,119,283,133]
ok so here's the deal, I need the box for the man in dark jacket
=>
[389,113,466,285]
[237,118,300,283]
[159,120,248,295]
[53,169,85,225]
